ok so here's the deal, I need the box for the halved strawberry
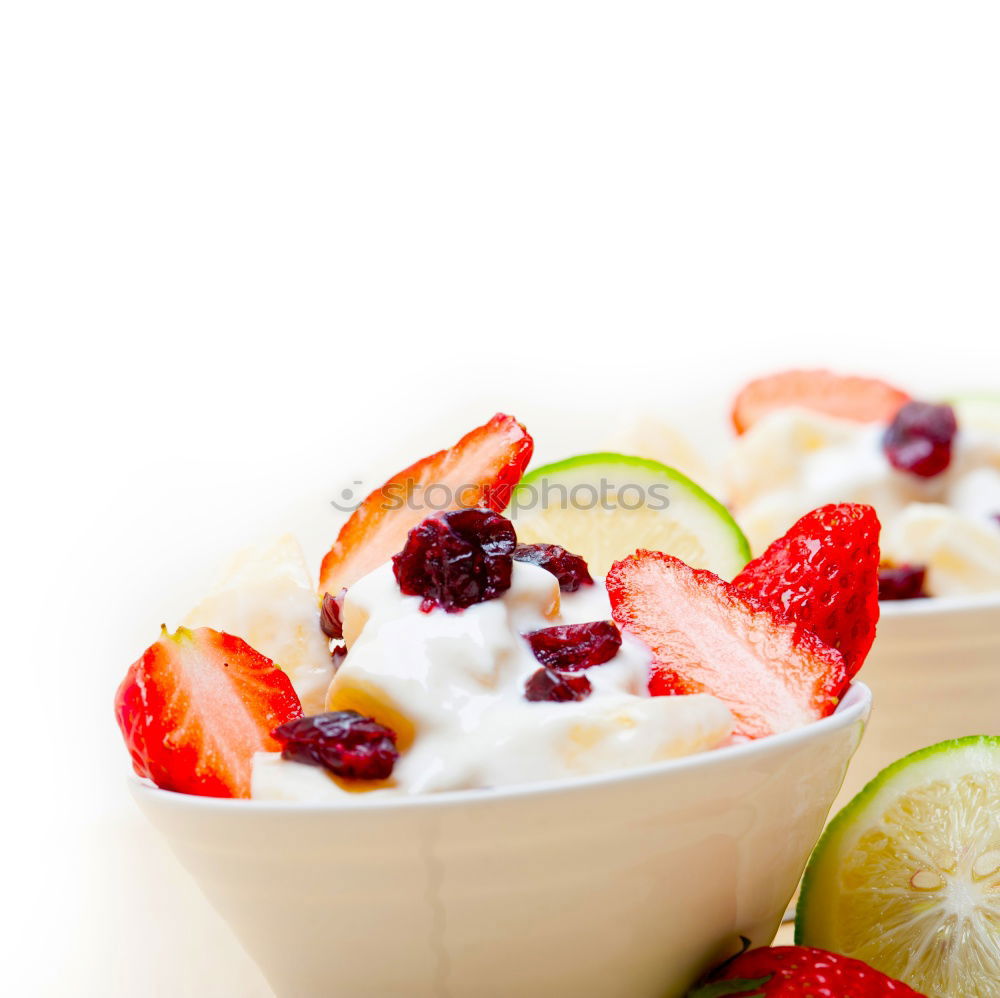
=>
[319,413,533,597]
[732,504,880,679]
[732,370,910,434]
[607,552,846,739]
[114,626,302,798]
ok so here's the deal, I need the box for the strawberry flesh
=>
[114,626,303,798]
[607,552,847,739]
[732,369,910,434]
[731,503,880,680]
[319,413,533,597]
[697,945,925,996]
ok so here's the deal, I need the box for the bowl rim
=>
[878,589,1000,618]
[130,682,871,815]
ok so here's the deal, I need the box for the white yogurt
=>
[252,561,732,800]
[726,407,1000,596]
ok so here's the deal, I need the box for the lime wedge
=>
[507,453,750,580]
[797,735,1000,998]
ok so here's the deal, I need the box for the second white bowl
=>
[832,593,1000,811]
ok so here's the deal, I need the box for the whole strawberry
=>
[731,503,880,679]
[690,945,925,997]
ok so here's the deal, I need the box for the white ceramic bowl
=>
[131,683,870,998]
[832,592,1000,813]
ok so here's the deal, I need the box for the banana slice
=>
[185,534,334,714]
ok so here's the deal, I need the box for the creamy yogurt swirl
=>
[252,561,732,800]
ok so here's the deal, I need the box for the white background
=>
[4,3,1000,995]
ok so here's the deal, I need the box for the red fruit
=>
[878,563,928,601]
[692,945,925,996]
[524,621,621,671]
[882,401,957,478]
[607,552,847,739]
[732,370,910,434]
[114,626,303,798]
[731,504,880,680]
[392,508,517,612]
[272,710,398,781]
[319,413,533,597]
[319,590,345,639]
[513,543,593,592]
[524,667,592,702]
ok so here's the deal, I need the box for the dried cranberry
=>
[524,667,592,703]
[272,711,398,781]
[524,621,621,671]
[878,564,928,601]
[320,591,345,639]
[392,508,516,612]
[882,401,958,478]
[330,644,347,670]
[513,543,593,592]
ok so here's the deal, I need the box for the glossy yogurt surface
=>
[252,561,733,800]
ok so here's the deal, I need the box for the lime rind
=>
[508,452,751,579]
[517,451,727,487]
[796,733,1000,946]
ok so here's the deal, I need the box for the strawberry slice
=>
[732,370,910,434]
[319,413,533,597]
[731,504,880,679]
[115,626,302,798]
[607,552,847,739]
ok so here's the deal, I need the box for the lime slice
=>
[507,453,750,580]
[797,736,1000,997]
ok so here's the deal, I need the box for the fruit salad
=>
[727,371,1000,599]
[115,413,880,800]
